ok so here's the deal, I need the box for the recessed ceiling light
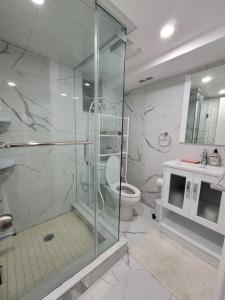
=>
[160,23,175,39]
[7,81,16,87]
[32,0,45,5]
[84,82,90,87]
[201,76,212,83]
[61,93,67,97]
[219,89,225,95]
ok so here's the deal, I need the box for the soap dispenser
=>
[209,149,221,166]
[200,149,208,167]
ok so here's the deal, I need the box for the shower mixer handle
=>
[0,214,14,231]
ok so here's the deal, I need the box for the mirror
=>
[180,63,225,145]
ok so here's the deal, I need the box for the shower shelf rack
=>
[95,113,129,218]
[98,114,129,182]
[87,99,129,216]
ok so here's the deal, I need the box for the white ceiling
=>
[0,0,95,67]
[1,0,225,91]
[99,0,225,91]
[0,0,123,68]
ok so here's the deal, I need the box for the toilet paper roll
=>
[156,177,163,187]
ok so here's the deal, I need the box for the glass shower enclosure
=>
[0,1,126,299]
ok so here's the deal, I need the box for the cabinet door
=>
[190,173,225,234]
[162,168,192,217]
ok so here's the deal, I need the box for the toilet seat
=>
[105,156,141,198]
[105,155,121,185]
[110,182,141,198]
[105,155,141,220]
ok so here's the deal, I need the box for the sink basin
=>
[0,159,15,183]
[0,117,11,134]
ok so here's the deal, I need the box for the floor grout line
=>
[0,211,96,300]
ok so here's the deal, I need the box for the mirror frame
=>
[179,75,192,143]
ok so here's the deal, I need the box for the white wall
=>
[124,79,225,206]
[215,97,225,145]
[0,41,76,232]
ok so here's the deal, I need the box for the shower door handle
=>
[0,140,93,149]
[84,143,90,165]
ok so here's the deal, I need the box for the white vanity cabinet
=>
[161,161,225,267]
[162,161,225,235]
[163,168,192,218]
[189,173,225,233]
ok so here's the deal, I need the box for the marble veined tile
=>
[0,43,77,232]
[124,79,225,210]
[120,203,159,248]
[77,254,171,300]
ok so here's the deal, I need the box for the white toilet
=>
[104,156,141,221]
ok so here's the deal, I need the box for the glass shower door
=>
[0,1,97,299]
[97,6,126,253]
[0,1,126,300]
[74,6,126,256]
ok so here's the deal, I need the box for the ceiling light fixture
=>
[84,82,90,87]
[160,23,175,39]
[32,0,45,5]
[219,89,225,95]
[61,93,67,97]
[7,82,16,87]
[201,76,212,83]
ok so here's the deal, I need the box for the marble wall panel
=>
[124,80,225,206]
[0,41,76,232]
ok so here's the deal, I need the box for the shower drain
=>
[43,233,54,242]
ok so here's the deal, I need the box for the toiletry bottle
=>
[209,149,221,166]
[200,149,208,167]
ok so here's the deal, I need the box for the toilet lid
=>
[105,155,121,185]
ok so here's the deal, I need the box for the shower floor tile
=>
[0,211,95,300]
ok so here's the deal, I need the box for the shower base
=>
[0,211,95,300]
[44,238,128,300]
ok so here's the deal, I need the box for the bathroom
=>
[1,0,225,300]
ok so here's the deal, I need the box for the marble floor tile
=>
[72,203,175,300]
[0,211,95,300]
[77,254,171,300]
[120,202,159,248]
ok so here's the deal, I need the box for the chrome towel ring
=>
[158,132,171,148]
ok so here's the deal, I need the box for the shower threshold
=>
[43,239,127,300]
